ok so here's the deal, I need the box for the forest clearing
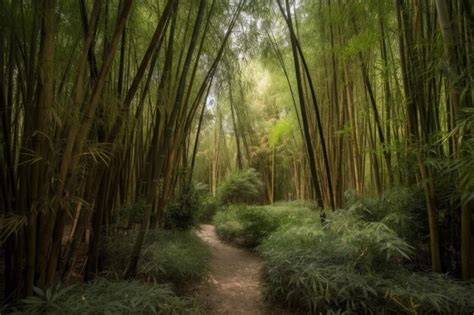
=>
[1,0,474,314]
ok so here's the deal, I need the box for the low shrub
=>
[214,204,318,248]
[141,230,211,286]
[214,206,245,242]
[344,187,427,243]
[11,278,203,314]
[345,187,431,269]
[164,185,203,230]
[214,205,279,247]
[384,271,474,314]
[116,200,146,226]
[257,207,474,314]
[103,230,210,286]
[262,248,474,314]
[213,196,474,314]
[236,206,280,247]
[196,196,219,223]
[217,169,264,204]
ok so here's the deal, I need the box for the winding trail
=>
[196,224,289,315]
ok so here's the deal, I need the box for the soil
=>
[196,224,292,315]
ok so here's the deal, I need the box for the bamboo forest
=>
[1,0,474,314]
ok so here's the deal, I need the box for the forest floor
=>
[196,224,290,315]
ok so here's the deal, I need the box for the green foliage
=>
[196,196,219,223]
[213,205,245,242]
[214,206,280,248]
[164,182,215,229]
[269,117,295,146]
[141,230,211,286]
[237,207,279,247]
[269,200,321,214]
[262,240,474,314]
[217,169,264,205]
[257,205,474,314]
[103,230,210,286]
[164,186,202,230]
[214,198,474,314]
[0,213,27,245]
[12,278,203,314]
[444,107,474,206]
[384,271,474,314]
[344,187,427,245]
[117,200,146,225]
[214,203,318,248]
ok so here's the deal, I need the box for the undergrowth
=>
[141,231,211,285]
[164,183,209,230]
[103,229,210,287]
[11,278,203,314]
[217,168,264,204]
[214,203,319,248]
[197,196,219,223]
[214,189,474,314]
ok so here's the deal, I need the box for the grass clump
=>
[104,229,210,286]
[12,278,203,314]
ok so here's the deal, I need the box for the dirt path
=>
[196,224,289,315]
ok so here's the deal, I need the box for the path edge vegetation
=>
[0,0,473,312]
